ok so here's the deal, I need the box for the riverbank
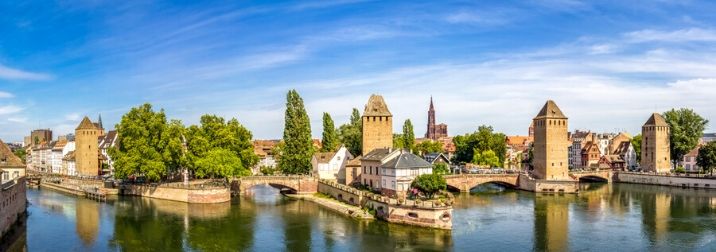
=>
[285,193,374,219]
[616,172,716,189]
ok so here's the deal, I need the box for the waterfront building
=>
[28,129,52,147]
[344,156,362,186]
[0,139,27,239]
[568,130,593,169]
[607,132,631,155]
[613,141,637,170]
[425,97,448,140]
[641,113,671,173]
[532,100,570,180]
[311,145,353,183]
[75,116,102,177]
[380,149,433,197]
[580,142,601,169]
[595,133,618,157]
[682,146,700,172]
[50,140,67,173]
[360,148,399,190]
[362,94,393,155]
[99,130,118,175]
[62,151,77,176]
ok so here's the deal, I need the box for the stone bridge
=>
[569,170,613,182]
[444,174,520,192]
[233,176,318,194]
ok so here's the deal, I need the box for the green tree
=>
[697,142,716,176]
[321,112,339,152]
[338,108,362,156]
[280,90,314,174]
[13,149,26,164]
[414,140,443,155]
[411,174,446,198]
[194,148,251,178]
[631,134,642,163]
[453,125,506,166]
[109,103,171,182]
[433,163,449,175]
[402,119,415,151]
[393,134,405,149]
[663,108,709,164]
[472,149,501,167]
[161,119,187,174]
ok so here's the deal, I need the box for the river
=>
[6,182,716,251]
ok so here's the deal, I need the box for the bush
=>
[675,166,686,174]
[411,174,447,199]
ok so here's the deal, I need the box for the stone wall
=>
[617,172,716,189]
[120,184,230,203]
[0,177,27,238]
[518,174,579,193]
[234,176,318,194]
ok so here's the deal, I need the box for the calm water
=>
[8,182,716,251]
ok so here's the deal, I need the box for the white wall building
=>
[312,145,353,183]
[379,149,433,197]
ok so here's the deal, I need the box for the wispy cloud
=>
[0,91,13,98]
[625,28,716,43]
[0,105,23,115]
[0,64,52,81]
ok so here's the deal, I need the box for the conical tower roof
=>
[76,116,98,130]
[0,139,25,168]
[535,100,567,119]
[363,94,392,117]
[643,113,668,126]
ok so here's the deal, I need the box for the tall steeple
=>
[426,96,436,140]
[97,114,103,130]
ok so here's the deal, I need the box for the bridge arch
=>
[234,176,317,194]
[444,174,520,193]
[577,175,609,182]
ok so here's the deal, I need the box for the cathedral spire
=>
[98,114,104,130]
[429,96,434,110]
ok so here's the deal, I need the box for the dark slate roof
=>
[644,113,668,126]
[0,139,25,168]
[535,100,567,119]
[613,141,632,156]
[363,94,392,117]
[423,152,450,164]
[361,148,394,161]
[100,130,118,149]
[383,151,431,169]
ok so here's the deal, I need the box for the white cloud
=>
[0,91,13,98]
[0,64,52,81]
[0,105,22,115]
[7,117,27,123]
[625,28,716,43]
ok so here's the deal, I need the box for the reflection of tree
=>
[283,200,313,252]
[533,195,569,252]
[110,197,184,251]
[186,204,254,251]
[75,199,100,246]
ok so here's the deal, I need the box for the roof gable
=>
[644,113,668,126]
[76,116,98,130]
[363,94,392,117]
[535,100,567,119]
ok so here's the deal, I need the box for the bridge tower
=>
[641,113,671,173]
[362,94,393,155]
[532,100,570,180]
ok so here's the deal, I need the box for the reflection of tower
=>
[534,196,569,251]
[653,193,671,241]
[75,199,100,246]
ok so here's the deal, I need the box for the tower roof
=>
[429,96,434,111]
[643,113,668,126]
[76,116,98,130]
[363,94,392,117]
[535,100,567,119]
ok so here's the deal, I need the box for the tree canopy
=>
[452,125,506,166]
[280,90,314,174]
[472,149,501,167]
[393,134,405,149]
[185,115,257,179]
[697,142,716,176]
[402,119,415,151]
[631,134,642,163]
[338,108,362,156]
[663,108,709,163]
[411,174,446,198]
[414,140,443,155]
[321,112,339,152]
[433,163,449,175]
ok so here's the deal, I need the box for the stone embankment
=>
[616,172,716,189]
[286,194,374,219]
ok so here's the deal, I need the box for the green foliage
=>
[280,90,314,174]
[663,108,709,163]
[402,119,415,151]
[674,166,686,174]
[433,163,449,175]
[321,112,339,152]
[472,149,501,167]
[414,140,443,155]
[185,114,257,179]
[338,108,362,156]
[697,142,716,175]
[194,148,251,178]
[631,134,642,163]
[260,165,278,175]
[411,174,447,198]
[161,120,187,174]
[393,134,405,149]
[13,149,26,163]
[109,103,172,182]
[453,125,507,166]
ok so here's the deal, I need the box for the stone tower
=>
[426,97,436,140]
[641,113,671,173]
[75,116,101,176]
[362,94,393,155]
[532,100,570,180]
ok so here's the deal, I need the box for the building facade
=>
[362,95,393,155]
[532,100,570,180]
[360,148,400,190]
[0,139,27,239]
[380,150,433,197]
[311,146,353,183]
[641,113,671,173]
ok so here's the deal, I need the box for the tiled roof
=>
[99,130,118,149]
[383,151,431,169]
[347,156,362,166]
[76,116,98,130]
[613,141,632,156]
[363,94,392,117]
[63,151,75,161]
[361,148,393,161]
[314,152,336,163]
[644,113,668,126]
[0,139,24,168]
[535,100,566,119]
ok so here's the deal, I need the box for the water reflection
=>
[533,195,570,252]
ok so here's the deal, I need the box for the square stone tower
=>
[641,113,671,173]
[75,116,101,177]
[532,100,570,180]
[362,94,393,155]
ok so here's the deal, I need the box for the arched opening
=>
[469,181,517,194]
[446,184,462,193]
[578,176,608,183]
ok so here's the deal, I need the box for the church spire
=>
[98,114,104,130]
[429,96,434,110]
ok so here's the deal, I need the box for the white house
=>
[99,130,117,174]
[312,145,353,183]
[380,149,433,197]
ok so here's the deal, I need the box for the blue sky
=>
[2,0,716,142]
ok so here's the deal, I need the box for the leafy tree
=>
[321,112,339,152]
[663,108,709,164]
[411,174,446,198]
[110,103,171,182]
[433,163,449,175]
[414,140,443,155]
[338,108,362,156]
[279,90,314,174]
[697,142,716,176]
[402,119,415,151]
[453,125,506,166]
[472,149,501,167]
[13,149,26,163]
[185,115,258,179]
[631,134,642,163]
[161,119,186,174]
[393,134,405,149]
[194,148,251,178]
